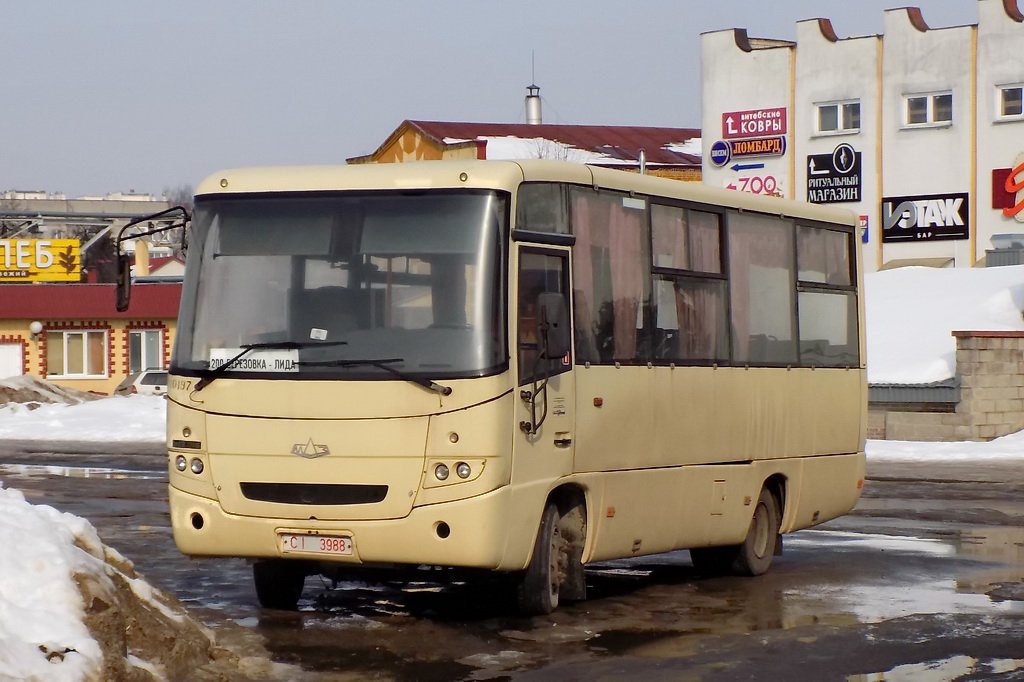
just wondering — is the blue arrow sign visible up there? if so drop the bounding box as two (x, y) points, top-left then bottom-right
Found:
(731, 162), (765, 171)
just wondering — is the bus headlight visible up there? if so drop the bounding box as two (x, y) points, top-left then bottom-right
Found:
(190, 458), (205, 475)
(175, 455), (188, 472)
(434, 463), (450, 481)
(455, 462), (471, 479)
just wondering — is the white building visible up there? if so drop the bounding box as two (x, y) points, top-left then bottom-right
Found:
(701, 0), (1024, 272)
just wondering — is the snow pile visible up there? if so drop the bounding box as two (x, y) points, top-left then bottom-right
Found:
(0, 485), (220, 681)
(0, 486), (104, 680)
(0, 390), (165, 443)
(867, 429), (1024, 461)
(864, 264), (1024, 384)
(440, 135), (702, 166)
(0, 374), (101, 409)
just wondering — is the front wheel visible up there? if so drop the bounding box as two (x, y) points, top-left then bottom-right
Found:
(253, 559), (307, 610)
(516, 503), (565, 615)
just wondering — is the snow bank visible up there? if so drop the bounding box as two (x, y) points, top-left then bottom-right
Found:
(864, 264), (1024, 384)
(0, 393), (166, 443)
(0, 486), (105, 680)
(0, 374), (100, 407)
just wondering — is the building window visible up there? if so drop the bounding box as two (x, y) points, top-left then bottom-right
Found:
(46, 330), (107, 378)
(904, 92), (953, 127)
(129, 329), (164, 373)
(816, 100), (860, 134)
(998, 84), (1023, 119)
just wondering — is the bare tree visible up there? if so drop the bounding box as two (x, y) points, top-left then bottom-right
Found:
(529, 139), (587, 164)
(164, 184), (194, 212)
(0, 195), (27, 238)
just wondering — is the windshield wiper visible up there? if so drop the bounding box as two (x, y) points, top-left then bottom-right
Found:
(194, 340), (348, 391)
(299, 357), (453, 396)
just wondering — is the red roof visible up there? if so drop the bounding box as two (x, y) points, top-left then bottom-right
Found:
(354, 120), (702, 167)
(149, 255), (185, 269)
(0, 283), (182, 319)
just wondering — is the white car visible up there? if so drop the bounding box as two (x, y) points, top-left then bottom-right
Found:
(114, 370), (168, 397)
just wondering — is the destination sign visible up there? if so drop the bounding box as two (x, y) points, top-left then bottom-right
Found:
(208, 348), (300, 372)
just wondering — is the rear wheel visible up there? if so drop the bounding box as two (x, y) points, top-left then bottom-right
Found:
(732, 488), (780, 576)
(690, 487), (780, 577)
(516, 503), (565, 615)
(253, 559), (307, 610)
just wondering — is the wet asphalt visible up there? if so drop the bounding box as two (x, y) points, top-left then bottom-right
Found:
(1, 443), (1023, 681)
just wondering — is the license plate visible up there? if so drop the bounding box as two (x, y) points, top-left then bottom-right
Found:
(280, 533), (353, 556)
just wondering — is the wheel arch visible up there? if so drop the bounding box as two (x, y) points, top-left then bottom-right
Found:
(546, 483), (589, 551)
(762, 473), (787, 519)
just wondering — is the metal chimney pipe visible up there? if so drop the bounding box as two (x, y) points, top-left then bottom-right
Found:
(526, 84), (542, 124)
(639, 148), (647, 175)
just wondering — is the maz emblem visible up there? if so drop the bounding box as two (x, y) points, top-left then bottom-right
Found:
(290, 438), (330, 459)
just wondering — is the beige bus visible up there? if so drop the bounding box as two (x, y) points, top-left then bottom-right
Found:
(157, 159), (865, 615)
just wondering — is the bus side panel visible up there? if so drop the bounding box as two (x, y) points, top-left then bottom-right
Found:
(574, 366), (864, 472)
(780, 452), (865, 534)
(579, 462), (778, 563)
(578, 454), (864, 564)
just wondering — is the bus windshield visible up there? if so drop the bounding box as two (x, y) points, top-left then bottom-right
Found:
(173, 190), (509, 381)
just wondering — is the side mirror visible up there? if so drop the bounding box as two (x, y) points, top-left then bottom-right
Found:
(537, 292), (570, 360)
(115, 252), (132, 312)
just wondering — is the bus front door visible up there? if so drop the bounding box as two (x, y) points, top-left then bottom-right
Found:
(514, 246), (575, 485)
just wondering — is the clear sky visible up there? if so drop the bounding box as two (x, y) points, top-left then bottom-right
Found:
(3, 1), (977, 199)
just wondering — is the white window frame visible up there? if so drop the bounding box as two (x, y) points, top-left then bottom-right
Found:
(902, 91), (953, 128)
(997, 83), (1024, 121)
(128, 329), (164, 373)
(45, 329), (108, 379)
(814, 99), (861, 136)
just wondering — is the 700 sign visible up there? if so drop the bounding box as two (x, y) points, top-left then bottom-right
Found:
(724, 174), (786, 198)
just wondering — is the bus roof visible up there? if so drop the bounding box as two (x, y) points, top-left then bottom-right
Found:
(197, 160), (856, 227)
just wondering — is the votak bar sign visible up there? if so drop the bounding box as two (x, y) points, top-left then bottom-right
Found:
(881, 193), (969, 243)
(0, 239), (81, 281)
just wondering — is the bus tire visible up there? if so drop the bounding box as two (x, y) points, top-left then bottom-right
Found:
(731, 488), (780, 576)
(516, 503), (564, 615)
(253, 559), (306, 610)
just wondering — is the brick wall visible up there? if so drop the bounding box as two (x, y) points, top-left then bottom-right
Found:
(880, 331), (1024, 441)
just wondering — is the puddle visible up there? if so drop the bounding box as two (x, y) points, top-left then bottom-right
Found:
(956, 526), (1024, 564)
(780, 531), (1023, 625)
(849, 655), (1024, 681)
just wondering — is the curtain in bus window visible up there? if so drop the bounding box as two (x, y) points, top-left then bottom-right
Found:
(571, 192), (598, 363)
(651, 205), (689, 269)
(797, 225), (850, 285)
(676, 279), (727, 361)
(652, 276), (728, 362)
(571, 190), (646, 364)
(728, 213), (797, 364)
(689, 210), (722, 273)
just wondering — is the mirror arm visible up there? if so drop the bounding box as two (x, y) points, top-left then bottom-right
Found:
(520, 331), (552, 435)
(113, 206), (190, 312)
